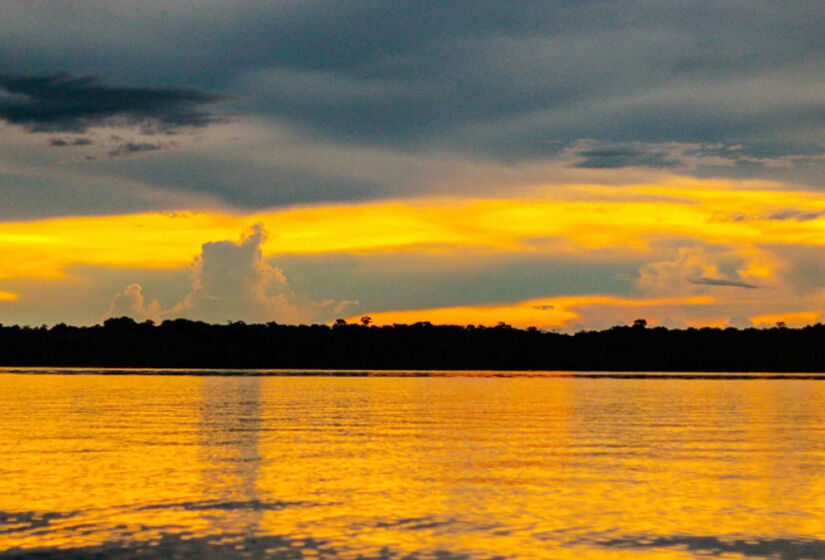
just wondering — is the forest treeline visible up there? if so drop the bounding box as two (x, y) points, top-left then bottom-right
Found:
(1, 316), (825, 371)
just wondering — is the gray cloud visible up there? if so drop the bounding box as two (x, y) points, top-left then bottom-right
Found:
(49, 137), (93, 147)
(691, 277), (758, 289)
(766, 209), (825, 222)
(107, 141), (167, 159)
(2, 1), (825, 215)
(88, 151), (387, 207)
(726, 209), (825, 223)
(574, 147), (681, 169)
(218, 2), (825, 163)
(0, 73), (223, 133)
(4, 3), (825, 158)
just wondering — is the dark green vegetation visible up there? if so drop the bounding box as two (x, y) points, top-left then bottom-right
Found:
(1, 317), (824, 371)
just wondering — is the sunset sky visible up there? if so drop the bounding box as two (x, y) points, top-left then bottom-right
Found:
(2, 1), (825, 330)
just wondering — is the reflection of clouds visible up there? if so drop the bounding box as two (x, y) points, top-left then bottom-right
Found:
(0, 531), (478, 559)
(135, 499), (309, 513)
(0, 510), (78, 535)
(599, 534), (825, 560)
(5, 375), (825, 559)
(198, 377), (263, 536)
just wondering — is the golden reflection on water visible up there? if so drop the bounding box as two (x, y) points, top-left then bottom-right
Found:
(2, 374), (825, 559)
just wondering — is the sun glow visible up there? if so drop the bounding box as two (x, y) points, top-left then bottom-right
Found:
(0, 291), (17, 302)
(347, 295), (716, 328)
(750, 311), (821, 327)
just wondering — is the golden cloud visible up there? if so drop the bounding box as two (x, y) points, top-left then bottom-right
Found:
(1, 178), (825, 283)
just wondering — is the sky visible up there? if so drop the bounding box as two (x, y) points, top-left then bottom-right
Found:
(2, 1), (825, 330)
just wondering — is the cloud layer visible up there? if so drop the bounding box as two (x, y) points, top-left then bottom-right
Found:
(3, 3), (825, 159)
(2, 3), (825, 217)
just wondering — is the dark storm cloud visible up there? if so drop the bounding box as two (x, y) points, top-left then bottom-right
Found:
(574, 147), (681, 169)
(0, 73), (222, 133)
(203, 1), (825, 159)
(691, 278), (757, 289)
(2, 1), (825, 172)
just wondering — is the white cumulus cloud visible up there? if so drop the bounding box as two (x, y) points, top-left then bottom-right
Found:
(106, 224), (349, 324)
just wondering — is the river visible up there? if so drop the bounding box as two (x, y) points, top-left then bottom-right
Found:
(2, 370), (824, 559)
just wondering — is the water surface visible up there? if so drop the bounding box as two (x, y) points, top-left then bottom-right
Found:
(2, 371), (825, 559)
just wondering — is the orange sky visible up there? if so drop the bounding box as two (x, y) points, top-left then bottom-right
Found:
(2, 177), (825, 328)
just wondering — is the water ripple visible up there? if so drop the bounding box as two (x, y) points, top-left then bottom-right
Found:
(599, 534), (825, 559)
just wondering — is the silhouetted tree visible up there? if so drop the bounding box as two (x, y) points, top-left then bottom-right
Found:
(1, 318), (825, 371)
